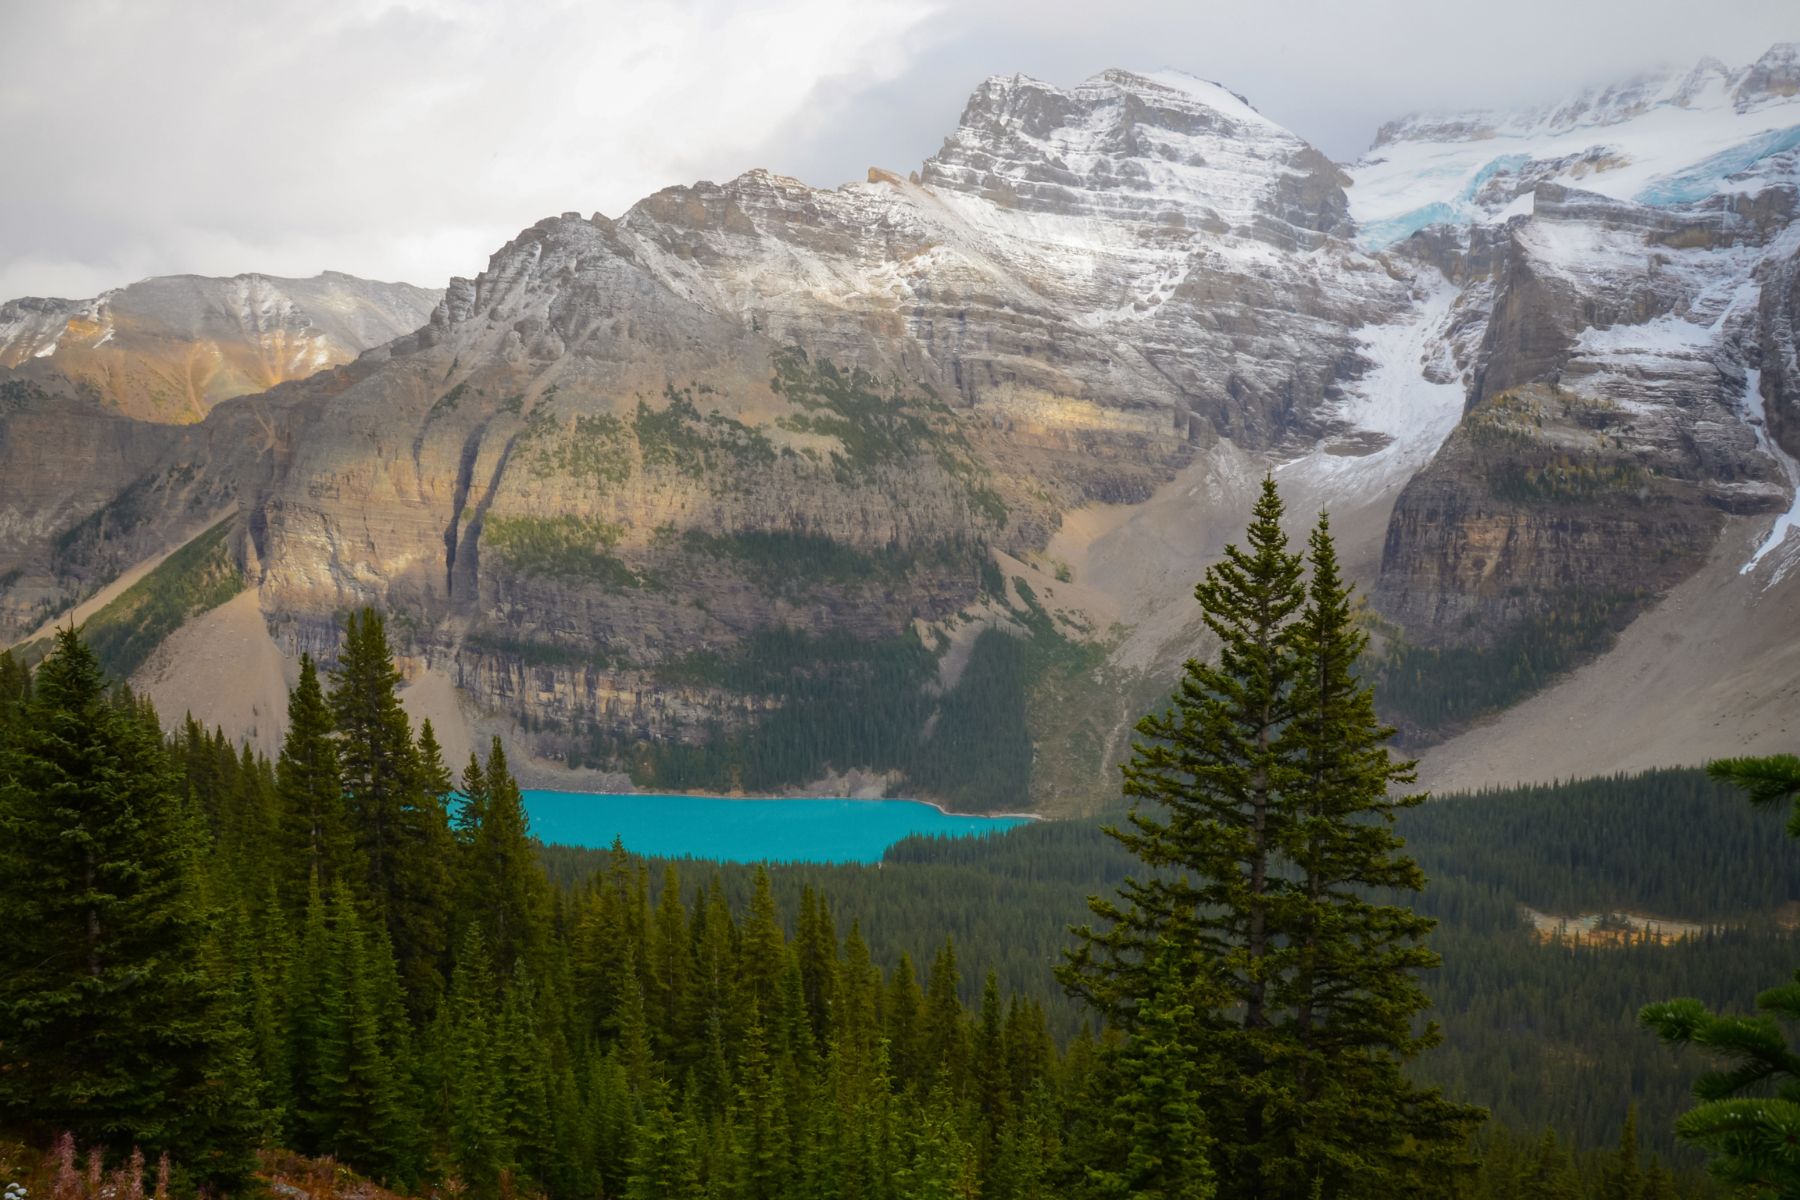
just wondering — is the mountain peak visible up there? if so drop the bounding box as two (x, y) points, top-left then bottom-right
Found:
(919, 65), (1339, 237)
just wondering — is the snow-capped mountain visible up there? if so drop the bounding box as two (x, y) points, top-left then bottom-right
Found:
(4, 48), (1799, 798)
(1349, 43), (1800, 249)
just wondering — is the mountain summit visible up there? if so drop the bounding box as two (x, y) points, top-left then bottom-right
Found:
(2, 49), (1798, 802)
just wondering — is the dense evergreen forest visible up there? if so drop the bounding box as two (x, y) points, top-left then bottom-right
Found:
(1, 483), (1794, 1198)
(540, 769), (1800, 1158)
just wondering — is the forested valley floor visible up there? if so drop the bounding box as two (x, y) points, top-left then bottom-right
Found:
(2, 578), (1796, 1198)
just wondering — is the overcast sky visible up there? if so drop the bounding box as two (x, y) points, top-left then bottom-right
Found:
(1, 0), (1793, 299)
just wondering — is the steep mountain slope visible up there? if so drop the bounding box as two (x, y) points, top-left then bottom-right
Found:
(4, 50), (1799, 808)
(0, 272), (441, 422)
(1354, 45), (1800, 738)
(0, 68), (1448, 808)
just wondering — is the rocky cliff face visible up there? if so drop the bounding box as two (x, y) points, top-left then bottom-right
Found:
(4, 49), (1800, 796)
(1362, 47), (1800, 734)
(0, 272), (441, 423)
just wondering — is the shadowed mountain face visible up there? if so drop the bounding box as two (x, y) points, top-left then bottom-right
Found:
(3, 49), (1799, 806)
(0, 272), (441, 423)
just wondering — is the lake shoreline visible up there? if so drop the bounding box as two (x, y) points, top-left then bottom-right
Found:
(520, 785), (1047, 824)
(518, 789), (1038, 864)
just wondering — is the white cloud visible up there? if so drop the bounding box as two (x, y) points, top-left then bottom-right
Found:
(0, 0), (1793, 298)
(0, 0), (938, 295)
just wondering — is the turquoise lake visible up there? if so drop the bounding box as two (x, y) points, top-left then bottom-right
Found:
(521, 790), (1030, 864)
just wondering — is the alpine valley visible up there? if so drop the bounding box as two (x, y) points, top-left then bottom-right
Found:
(6, 44), (1800, 813)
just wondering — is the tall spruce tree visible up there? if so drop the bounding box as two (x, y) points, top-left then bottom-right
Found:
(305, 880), (419, 1185)
(276, 653), (352, 913)
(1267, 514), (1479, 1193)
(0, 628), (256, 1185)
(1062, 480), (1475, 1199)
(331, 608), (453, 1009)
(456, 737), (551, 976)
(1060, 476), (1303, 1190)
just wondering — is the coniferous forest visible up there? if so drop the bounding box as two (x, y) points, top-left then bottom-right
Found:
(2, 481), (1797, 1199)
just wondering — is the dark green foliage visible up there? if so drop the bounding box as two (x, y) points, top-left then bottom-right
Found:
(54, 517), (243, 681)
(1397, 768), (1800, 919)
(454, 739), (551, 975)
(1375, 590), (1634, 737)
(618, 604), (1062, 809)
(910, 628), (1033, 812)
(1641, 753), (1800, 1198)
(0, 609), (1769, 1199)
(52, 470), (168, 557)
(0, 630), (256, 1187)
(979, 554), (1007, 598)
(1707, 753), (1800, 833)
(630, 627), (938, 792)
(771, 350), (937, 473)
(1073, 945), (1216, 1200)
(620, 618), (1037, 809)
(427, 382), (470, 421)
(537, 764), (1797, 1161)
(298, 882), (419, 1183)
(1062, 481), (1477, 1197)
(1489, 455), (1649, 504)
(331, 609), (454, 1011)
(1273, 516), (1482, 1194)
(275, 654), (352, 912)
(0, 649), (28, 724)
(678, 527), (970, 593)
(480, 514), (643, 587)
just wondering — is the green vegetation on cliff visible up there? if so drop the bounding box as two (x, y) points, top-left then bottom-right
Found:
(481, 513), (643, 588)
(1373, 590), (1635, 736)
(677, 527), (975, 593)
(584, 573), (1101, 810)
(20, 516), (244, 680)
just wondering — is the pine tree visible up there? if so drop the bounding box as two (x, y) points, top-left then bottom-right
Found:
(740, 865), (788, 1014)
(1062, 480), (1476, 1199)
(648, 864), (693, 1056)
(276, 654), (352, 914)
(1522, 1129), (1581, 1200)
(416, 718), (454, 804)
(439, 928), (508, 1197)
(1078, 944), (1215, 1200)
(886, 951), (926, 1090)
(1267, 513), (1480, 1193)
(0, 648), (28, 726)
(734, 1008), (792, 1200)
(923, 938), (968, 1087)
(974, 970), (1011, 1129)
(1601, 1106), (1643, 1200)
(331, 608), (454, 1009)
(289, 874), (334, 1150)
(795, 885), (840, 1050)
(496, 970), (555, 1190)
(308, 881), (418, 1184)
(627, 1080), (701, 1199)
(1061, 477), (1303, 1191)
(454, 749), (490, 845)
(457, 737), (550, 974)
(0, 628), (256, 1185)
